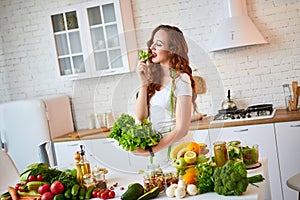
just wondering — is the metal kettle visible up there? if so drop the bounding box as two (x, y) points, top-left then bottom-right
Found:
(221, 90), (237, 110)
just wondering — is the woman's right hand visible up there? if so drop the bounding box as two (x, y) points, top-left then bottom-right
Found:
(136, 60), (149, 84)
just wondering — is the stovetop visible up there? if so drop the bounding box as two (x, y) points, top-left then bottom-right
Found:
(212, 104), (276, 122)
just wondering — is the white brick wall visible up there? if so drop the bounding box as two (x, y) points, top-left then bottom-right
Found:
(0, 0), (299, 129)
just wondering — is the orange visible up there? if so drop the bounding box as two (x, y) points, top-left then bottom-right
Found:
(187, 142), (201, 155)
(182, 172), (197, 185)
(185, 167), (199, 176)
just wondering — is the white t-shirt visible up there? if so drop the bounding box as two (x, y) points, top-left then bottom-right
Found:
(149, 73), (193, 167)
(149, 73), (192, 134)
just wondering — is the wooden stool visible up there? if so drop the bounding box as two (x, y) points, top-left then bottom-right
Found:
(287, 173), (300, 200)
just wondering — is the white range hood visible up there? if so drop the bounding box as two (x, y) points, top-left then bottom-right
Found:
(209, 0), (268, 52)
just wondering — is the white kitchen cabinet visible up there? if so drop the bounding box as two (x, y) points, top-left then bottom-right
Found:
(275, 120), (300, 200)
(54, 138), (151, 173)
(54, 140), (94, 169)
(208, 123), (282, 200)
(49, 0), (137, 79)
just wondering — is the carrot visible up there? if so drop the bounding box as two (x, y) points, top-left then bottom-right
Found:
(18, 196), (40, 200)
(8, 186), (18, 200)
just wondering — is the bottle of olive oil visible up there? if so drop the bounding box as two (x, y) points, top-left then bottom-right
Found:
(74, 151), (83, 184)
(74, 145), (91, 184)
(79, 145), (91, 175)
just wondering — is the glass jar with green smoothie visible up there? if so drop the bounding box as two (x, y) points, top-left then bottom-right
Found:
(213, 141), (228, 167)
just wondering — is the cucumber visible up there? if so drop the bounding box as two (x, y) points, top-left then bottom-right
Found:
(26, 181), (48, 190)
(78, 187), (86, 200)
(85, 187), (96, 199)
(121, 183), (145, 200)
(64, 188), (72, 199)
(54, 194), (65, 200)
(71, 196), (78, 200)
(71, 184), (80, 196)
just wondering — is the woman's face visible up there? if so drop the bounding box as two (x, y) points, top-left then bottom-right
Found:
(150, 29), (171, 66)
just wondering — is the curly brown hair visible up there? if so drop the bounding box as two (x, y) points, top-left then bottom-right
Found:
(145, 24), (197, 112)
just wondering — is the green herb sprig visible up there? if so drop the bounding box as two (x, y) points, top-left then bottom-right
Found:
(138, 50), (153, 61)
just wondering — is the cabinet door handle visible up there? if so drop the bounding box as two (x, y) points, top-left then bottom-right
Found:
(290, 124), (300, 127)
(67, 144), (79, 147)
(233, 128), (249, 132)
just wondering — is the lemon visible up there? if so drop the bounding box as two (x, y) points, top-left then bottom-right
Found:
(184, 151), (197, 164)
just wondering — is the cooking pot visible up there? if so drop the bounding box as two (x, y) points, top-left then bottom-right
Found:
(221, 89), (237, 110)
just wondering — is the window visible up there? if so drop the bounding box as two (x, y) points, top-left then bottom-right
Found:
(49, 0), (137, 79)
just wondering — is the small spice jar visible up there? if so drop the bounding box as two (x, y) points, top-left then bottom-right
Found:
(213, 141), (228, 167)
(143, 164), (165, 192)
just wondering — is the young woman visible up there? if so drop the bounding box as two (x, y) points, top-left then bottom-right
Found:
(133, 25), (197, 163)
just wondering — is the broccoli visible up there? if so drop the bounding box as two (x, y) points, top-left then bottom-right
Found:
(213, 160), (264, 196)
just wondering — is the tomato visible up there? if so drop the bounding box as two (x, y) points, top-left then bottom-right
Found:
(92, 189), (99, 198)
(38, 184), (51, 195)
(108, 190), (115, 198)
(100, 190), (109, 199)
(36, 174), (43, 181)
(50, 181), (65, 195)
(28, 175), (37, 182)
(15, 183), (21, 190)
(97, 190), (102, 198)
(18, 185), (27, 192)
(41, 192), (54, 200)
(22, 180), (28, 186)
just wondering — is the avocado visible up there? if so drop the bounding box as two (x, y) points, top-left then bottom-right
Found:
(121, 183), (145, 200)
(137, 186), (160, 200)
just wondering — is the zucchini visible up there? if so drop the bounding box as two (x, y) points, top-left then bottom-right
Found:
(85, 187), (96, 199)
(78, 187), (86, 200)
(64, 188), (72, 199)
(26, 181), (48, 190)
(71, 184), (80, 196)
(54, 194), (65, 200)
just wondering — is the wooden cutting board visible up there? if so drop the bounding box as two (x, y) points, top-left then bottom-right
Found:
(68, 127), (111, 138)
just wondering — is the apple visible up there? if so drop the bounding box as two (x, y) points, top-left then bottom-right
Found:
(174, 157), (187, 168)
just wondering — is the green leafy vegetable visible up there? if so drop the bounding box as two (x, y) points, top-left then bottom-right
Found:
(138, 50), (153, 61)
(20, 163), (79, 189)
(213, 160), (264, 196)
(195, 160), (216, 194)
(109, 113), (161, 151)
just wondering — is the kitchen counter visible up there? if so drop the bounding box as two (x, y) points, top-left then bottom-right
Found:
(101, 158), (269, 200)
(190, 108), (300, 130)
(53, 109), (300, 142)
